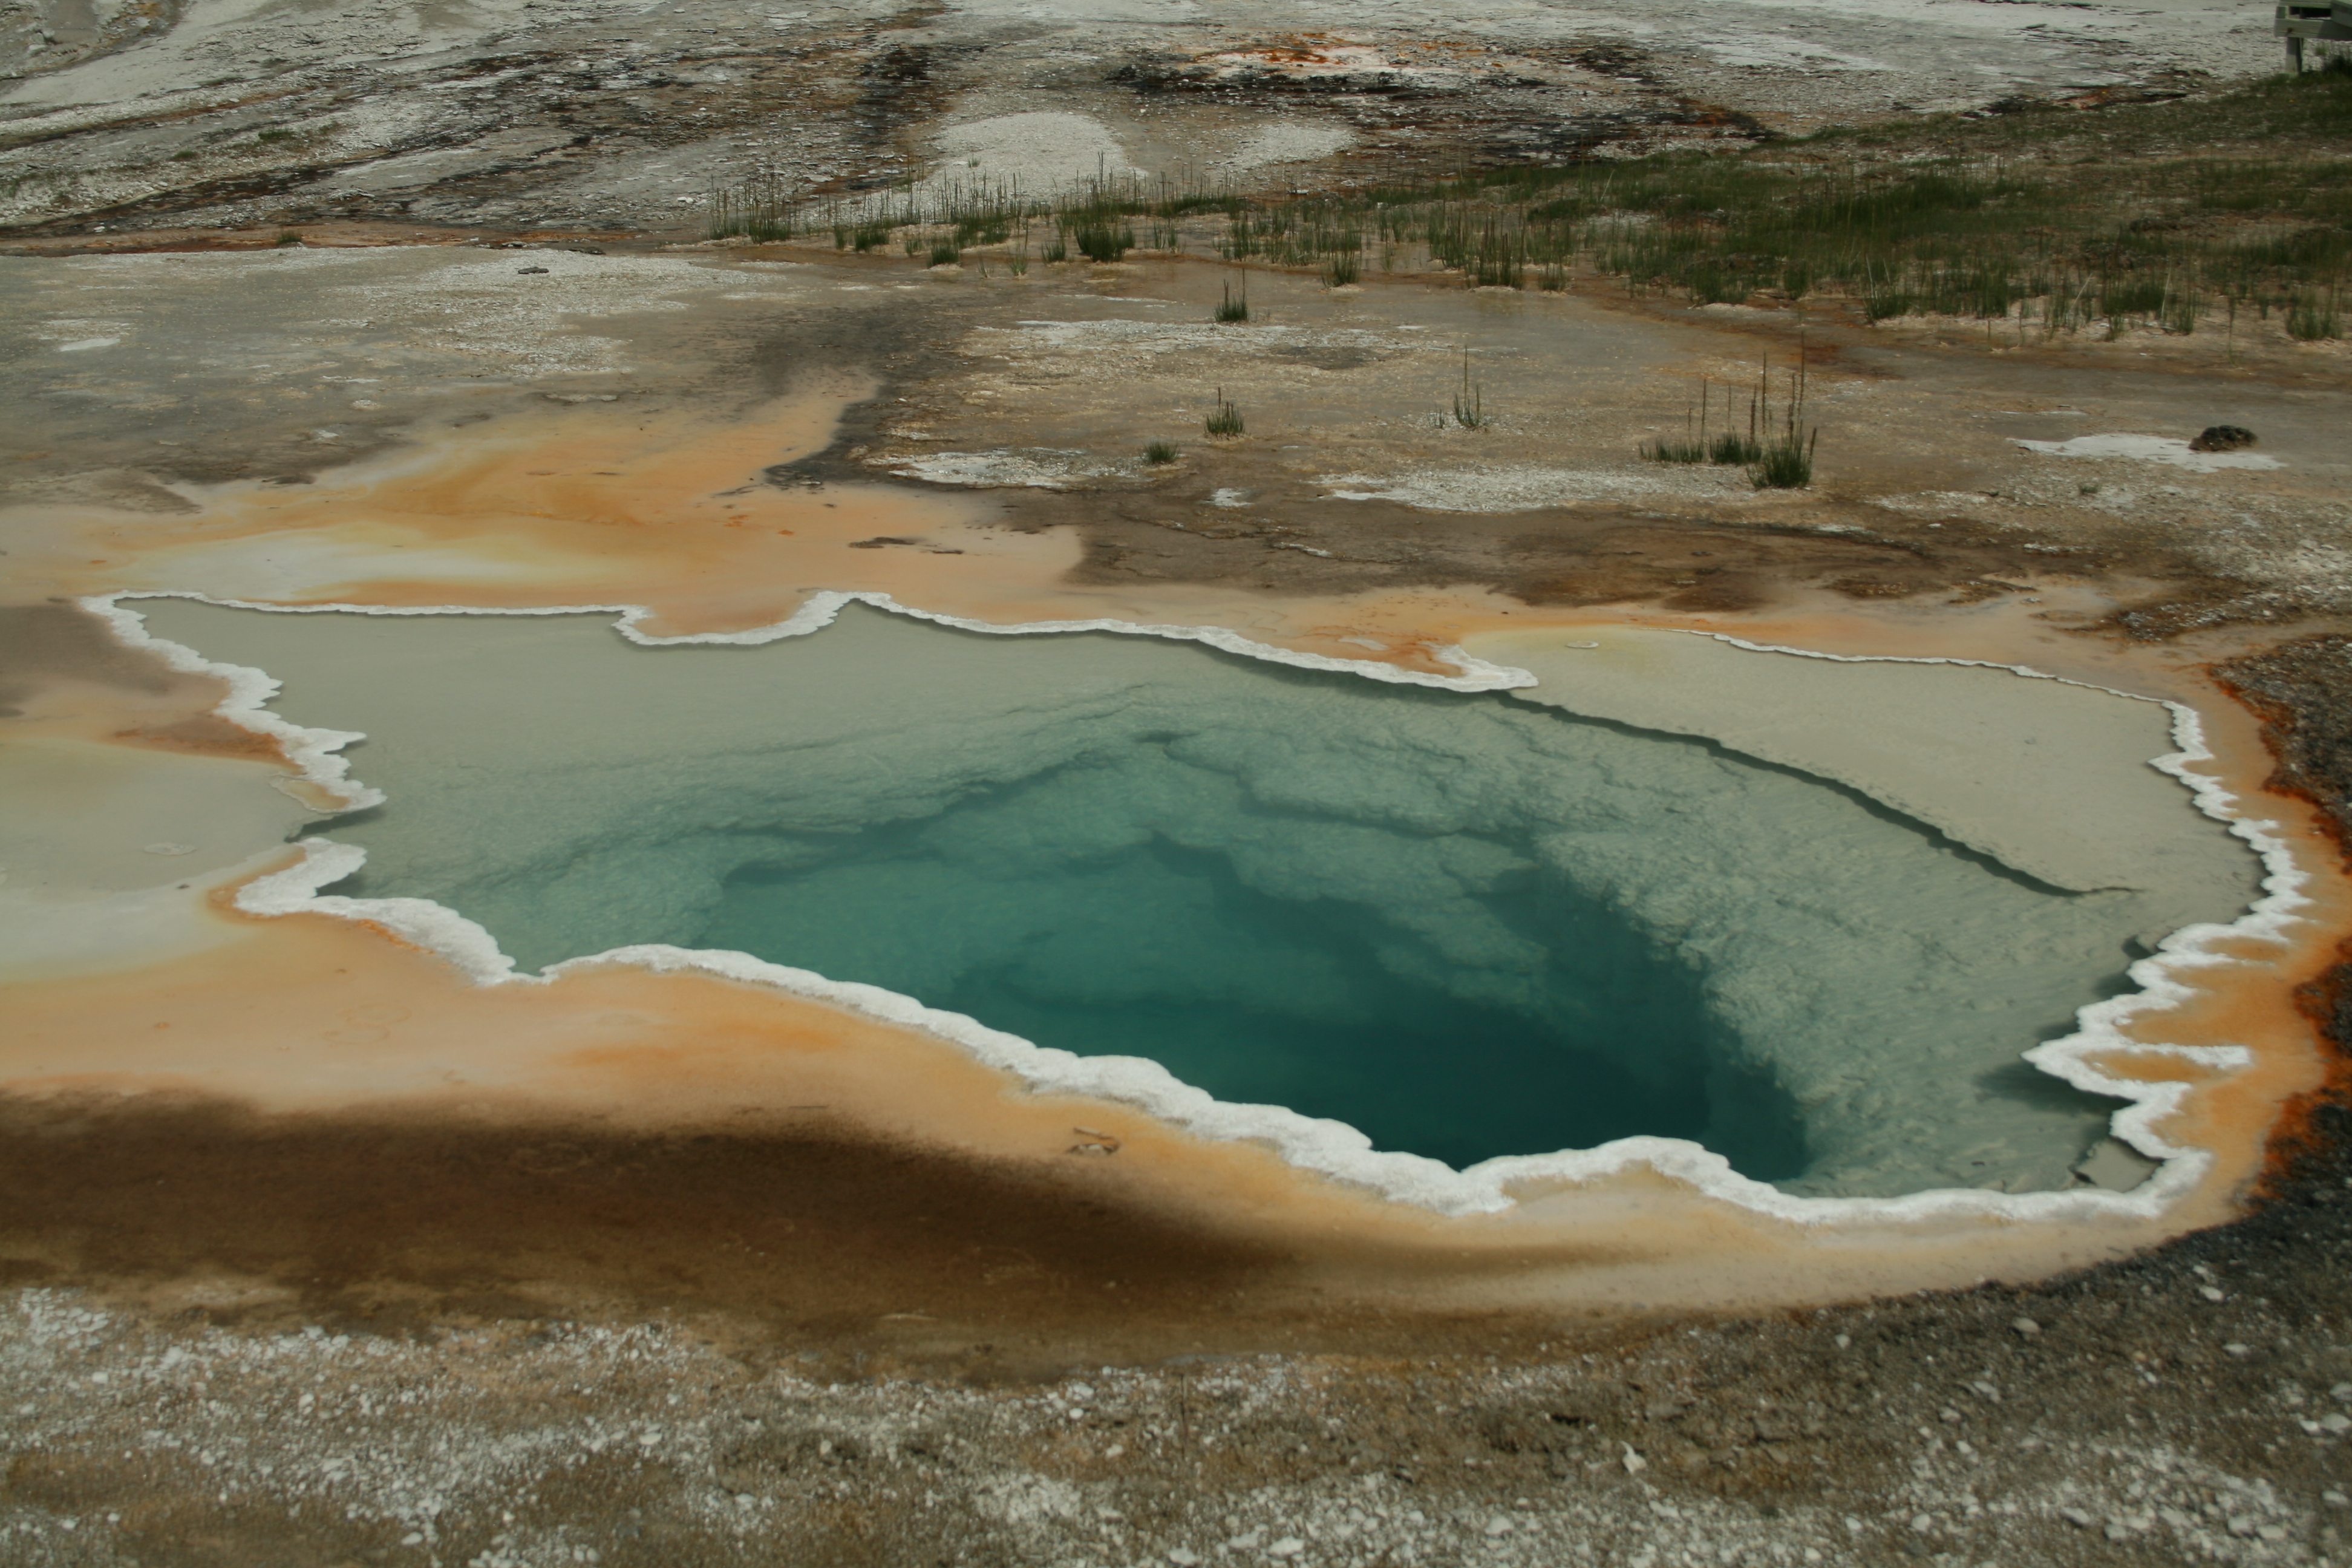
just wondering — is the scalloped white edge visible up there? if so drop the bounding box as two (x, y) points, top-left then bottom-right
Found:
(82, 589), (2312, 1226)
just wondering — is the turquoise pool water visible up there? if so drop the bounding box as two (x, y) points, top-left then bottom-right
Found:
(137, 599), (2219, 1197)
(696, 773), (1804, 1178)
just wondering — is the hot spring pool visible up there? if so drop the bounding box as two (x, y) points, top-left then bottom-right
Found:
(134, 597), (2261, 1199)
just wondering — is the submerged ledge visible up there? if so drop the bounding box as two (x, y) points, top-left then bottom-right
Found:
(80, 587), (2317, 1233)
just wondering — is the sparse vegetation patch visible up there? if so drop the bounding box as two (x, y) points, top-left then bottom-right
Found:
(709, 68), (2352, 341)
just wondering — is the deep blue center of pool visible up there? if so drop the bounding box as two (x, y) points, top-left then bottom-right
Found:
(693, 766), (1808, 1177)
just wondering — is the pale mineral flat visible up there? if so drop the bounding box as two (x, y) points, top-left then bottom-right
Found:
(1469, 624), (2256, 913)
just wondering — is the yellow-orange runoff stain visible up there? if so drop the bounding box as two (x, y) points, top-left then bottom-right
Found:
(28, 393), (1067, 636)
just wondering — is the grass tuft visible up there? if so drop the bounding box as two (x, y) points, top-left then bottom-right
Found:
(1449, 348), (1489, 429)
(2288, 289), (2342, 339)
(1069, 222), (1134, 263)
(1204, 389), (1245, 439)
(1746, 355), (1817, 489)
(1215, 281), (1250, 322)
(1647, 362), (1817, 480)
(1751, 433), (1817, 489)
(273, 229), (302, 246)
(1143, 440), (1180, 465)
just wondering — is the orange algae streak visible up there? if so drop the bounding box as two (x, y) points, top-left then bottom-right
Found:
(2137, 676), (2347, 1201)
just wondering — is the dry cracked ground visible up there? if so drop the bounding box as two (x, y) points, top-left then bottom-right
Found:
(6, 1), (2352, 1566)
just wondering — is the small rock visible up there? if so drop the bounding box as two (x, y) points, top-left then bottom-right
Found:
(1909, 1514), (1934, 1534)
(1266, 1538), (1305, 1559)
(2059, 1508), (2097, 1528)
(2200, 1285), (2227, 1303)
(1485, 1516), (1515, 1537)
(1621, 1444), (1647, 1475)
(517, 266), (550, 273)
(2322, 1490), (2348, 1507)
(2227, 1516), (2258, 1538)
(2011, 1317), (2040, 1338)
(1167, 1551), (1201, 1566)
(2188, 425), (2256, 452)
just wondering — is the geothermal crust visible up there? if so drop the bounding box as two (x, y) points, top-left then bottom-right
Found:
(3, 4), (2351, 1563)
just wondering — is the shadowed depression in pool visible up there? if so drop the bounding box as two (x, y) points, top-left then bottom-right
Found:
(137, 599), (2230, 1198)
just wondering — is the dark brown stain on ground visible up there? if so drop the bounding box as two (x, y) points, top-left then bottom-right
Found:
(0, 602), (283, 761)
(982, 478), (2195, 617)
(0, 601), (178, 714)
(0, 1094), (1287, 1353)
(0, 1093), (1606, 1375)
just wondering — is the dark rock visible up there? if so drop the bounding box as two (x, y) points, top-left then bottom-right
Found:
(2189, 425), (2256, 452)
